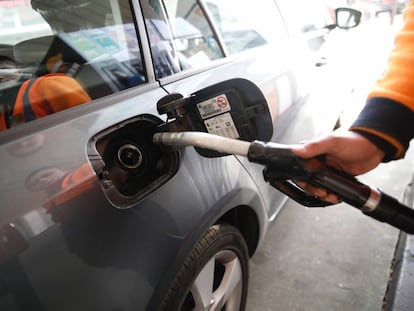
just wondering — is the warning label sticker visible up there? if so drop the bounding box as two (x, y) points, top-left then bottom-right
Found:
(197, 94), (230, 119)
(204, 112), (240, 139)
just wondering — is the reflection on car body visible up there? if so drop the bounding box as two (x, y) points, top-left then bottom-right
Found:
(0, 0), (361, 310)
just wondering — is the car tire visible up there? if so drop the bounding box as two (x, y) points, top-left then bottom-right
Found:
(160, 223), (249, 311)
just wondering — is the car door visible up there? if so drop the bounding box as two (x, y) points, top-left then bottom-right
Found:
(0, 1), (269, 310)
(0, 1), (182, 309)
(141, 0), (308, 218)
(142, 0), (352, 218)
(0, 0), (355, 310)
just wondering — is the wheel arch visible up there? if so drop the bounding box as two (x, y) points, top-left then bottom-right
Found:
(146, 187), (268, 311)
(217, 205), (260, 257)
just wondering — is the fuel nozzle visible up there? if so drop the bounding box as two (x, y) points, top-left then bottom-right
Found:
(154, 131), (414, 234)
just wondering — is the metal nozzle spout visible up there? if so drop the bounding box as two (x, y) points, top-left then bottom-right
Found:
(153, 132), (250, 157)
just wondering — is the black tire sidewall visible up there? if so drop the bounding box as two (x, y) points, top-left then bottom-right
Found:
(160, 223), (250, 311)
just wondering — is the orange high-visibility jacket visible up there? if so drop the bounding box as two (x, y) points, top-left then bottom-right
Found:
(350, 0), (414, 161)
(43, 163), (96, 218)
(1, 73), (90, 130)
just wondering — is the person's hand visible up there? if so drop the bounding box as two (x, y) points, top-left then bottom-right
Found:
(290, 130), (385, 203)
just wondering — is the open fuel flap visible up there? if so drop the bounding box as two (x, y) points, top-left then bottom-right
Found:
(88, 114), (180, 208)
(157, 78), (273, 157)
(88, 78), (273, 208)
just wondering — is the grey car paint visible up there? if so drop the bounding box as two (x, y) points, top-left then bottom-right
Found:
(0, 1), (356, 310)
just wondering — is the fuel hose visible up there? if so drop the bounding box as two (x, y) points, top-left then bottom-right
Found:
(153, 132), (414, 234)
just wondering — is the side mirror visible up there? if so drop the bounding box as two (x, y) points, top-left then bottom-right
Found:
(335, 7), (362, 29)
(157, 78), (273, 157)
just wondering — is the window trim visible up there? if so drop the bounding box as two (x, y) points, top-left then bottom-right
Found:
(157, 42), (269, 86)
(131, 0), (157, 84)
(197, 0), (228, 56)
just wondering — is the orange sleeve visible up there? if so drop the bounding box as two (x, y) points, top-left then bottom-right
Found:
(368, 1), (414, 111)
(350, 1), (414, 161)
(38, 75), (91, 113)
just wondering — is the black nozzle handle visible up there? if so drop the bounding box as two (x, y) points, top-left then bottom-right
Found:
(308, 162), (414, 234)
(361, 190), (414, 234)
(248, 140), (414, 234)
(154, 134), (414, 233)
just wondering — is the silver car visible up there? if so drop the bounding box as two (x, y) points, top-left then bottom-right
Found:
(0, 0), (360, 310)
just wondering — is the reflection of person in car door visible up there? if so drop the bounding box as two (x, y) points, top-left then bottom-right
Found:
(10, 73), (90, 125)
(0, 53), (91, 130)
(8, 53), (91, 128)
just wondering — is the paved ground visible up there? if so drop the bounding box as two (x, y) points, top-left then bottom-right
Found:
(246, 15), (412, 311)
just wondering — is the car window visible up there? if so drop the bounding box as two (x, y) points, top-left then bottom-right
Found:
(141, 0), (224, 78)
(142, 0), (286, 78)
(277, 0), (334, 36)
(0, 0), (144, 132)
(205, 0), (288, 54)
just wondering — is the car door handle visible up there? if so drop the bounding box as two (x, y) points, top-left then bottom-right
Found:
(315, 56), (328, 67)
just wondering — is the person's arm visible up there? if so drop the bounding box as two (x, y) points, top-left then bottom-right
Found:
(351, 1), (414, 161)
(290, 1), (414, 202)
(296, 0), (414, 168)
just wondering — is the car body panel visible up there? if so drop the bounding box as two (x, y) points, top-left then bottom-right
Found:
(0, 85), (267, 310)
(0, 0), (359, 309)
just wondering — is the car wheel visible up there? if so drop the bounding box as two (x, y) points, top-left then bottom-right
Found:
(161, 223), (249, 311)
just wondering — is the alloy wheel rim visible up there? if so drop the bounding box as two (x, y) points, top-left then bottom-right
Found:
(187, 249), (243, 311)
